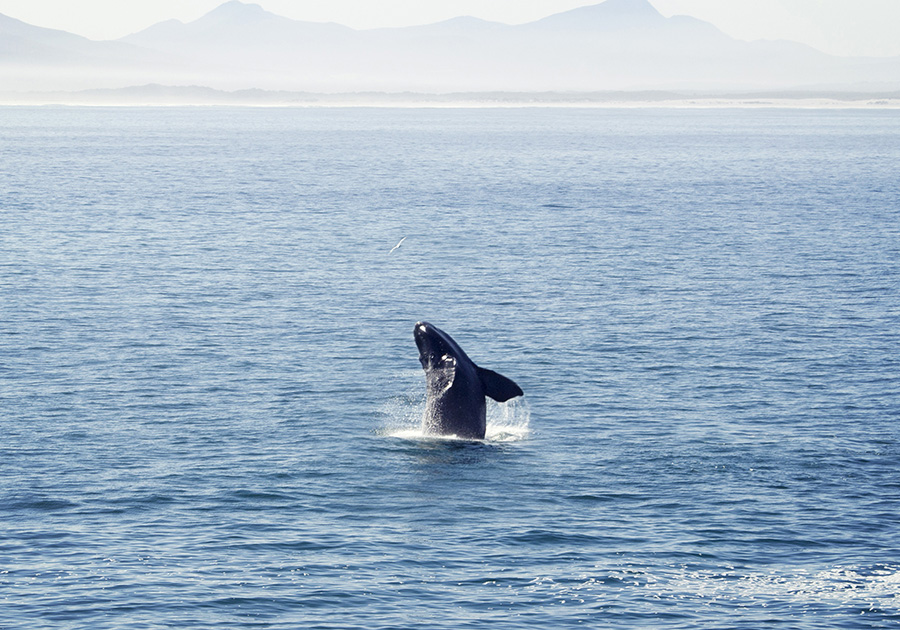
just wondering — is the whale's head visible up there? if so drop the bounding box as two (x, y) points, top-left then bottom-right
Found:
(414, 321), (467, 372)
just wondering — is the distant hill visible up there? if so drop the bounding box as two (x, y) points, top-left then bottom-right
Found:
(0, 12), (163, 91)
(0, 12), (157, 67)
(2, 0), (900, 94)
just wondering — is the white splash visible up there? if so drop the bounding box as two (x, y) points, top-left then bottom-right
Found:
(484, 396), (531, 442)
(379, 393), (530, 444)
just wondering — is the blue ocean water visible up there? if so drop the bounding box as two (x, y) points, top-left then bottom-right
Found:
(1, 106), (899, 629)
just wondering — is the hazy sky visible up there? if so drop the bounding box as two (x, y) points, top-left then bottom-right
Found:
(1, 0), (898, 57)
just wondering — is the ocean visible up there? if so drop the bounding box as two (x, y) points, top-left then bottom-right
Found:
(1, 106), (898, 629)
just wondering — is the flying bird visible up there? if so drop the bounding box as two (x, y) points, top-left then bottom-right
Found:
(389, 236), (407, 253)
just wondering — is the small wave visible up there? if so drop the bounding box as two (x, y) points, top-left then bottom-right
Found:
(2, 497), (79, 512)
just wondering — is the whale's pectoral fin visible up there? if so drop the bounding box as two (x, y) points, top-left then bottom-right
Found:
(478, 367), (524, 402)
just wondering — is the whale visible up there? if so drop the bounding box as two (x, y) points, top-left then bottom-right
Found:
(414, 321), (523, 440)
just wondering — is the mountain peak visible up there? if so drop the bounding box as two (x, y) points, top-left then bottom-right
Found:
(597, 0), (660, 15)
(212, 1), (264, 13)
(532, 0), (663, 29)
(203, 1), (271, 22)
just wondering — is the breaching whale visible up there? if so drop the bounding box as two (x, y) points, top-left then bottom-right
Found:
(414, 321), (523, 440)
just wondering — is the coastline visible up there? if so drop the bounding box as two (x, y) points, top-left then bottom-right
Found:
(3, 86), (900, 108)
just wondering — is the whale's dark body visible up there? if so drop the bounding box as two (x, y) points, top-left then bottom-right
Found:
(414, 321), (523, 440)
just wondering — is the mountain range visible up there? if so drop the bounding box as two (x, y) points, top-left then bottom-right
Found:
(2, 0), (899, 94)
